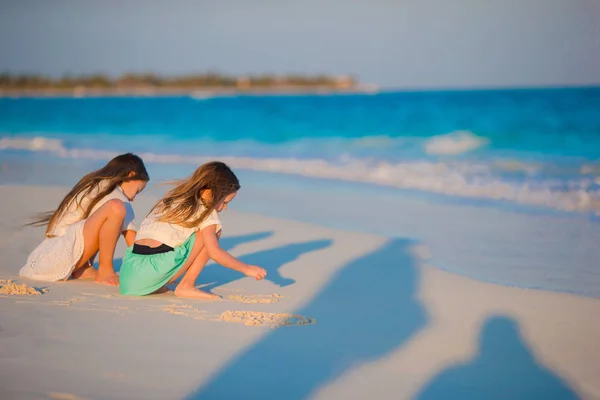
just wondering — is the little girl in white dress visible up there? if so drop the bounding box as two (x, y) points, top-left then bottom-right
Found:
(20, 153), (149, 286)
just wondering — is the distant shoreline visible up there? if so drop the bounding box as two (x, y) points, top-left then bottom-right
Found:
(0, 84), (380, 98)
(2, 84), (599, 98)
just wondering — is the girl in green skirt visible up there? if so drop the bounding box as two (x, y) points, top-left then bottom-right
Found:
(119, 161), (266, 299)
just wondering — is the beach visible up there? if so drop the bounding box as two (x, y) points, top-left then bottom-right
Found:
(2, 89), (600, 399)
(1, 184), (599, 399)
(2, 0), (599, 396)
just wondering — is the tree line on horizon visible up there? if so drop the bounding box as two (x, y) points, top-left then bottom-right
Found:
(0, 72), (357, 90)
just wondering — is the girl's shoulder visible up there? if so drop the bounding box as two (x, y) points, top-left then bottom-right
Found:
(107, 185), (131, 203)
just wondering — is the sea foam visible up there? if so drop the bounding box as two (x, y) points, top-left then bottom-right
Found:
(424, 131), (489, 155)
(1, 135), (599, 214)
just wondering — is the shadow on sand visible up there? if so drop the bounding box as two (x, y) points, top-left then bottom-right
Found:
(200, 238), (333, 291)
(417, 315), (579, 400)
(186, 238), (427, 399)
(219, 231), (274, 252)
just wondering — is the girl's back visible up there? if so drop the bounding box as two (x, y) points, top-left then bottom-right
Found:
(48, 180), (137, 237)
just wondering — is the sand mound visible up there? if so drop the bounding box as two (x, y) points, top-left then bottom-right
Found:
(163, 305), (315, 328)
(0, 279), (45, 296)
(219, 310), (316, 328)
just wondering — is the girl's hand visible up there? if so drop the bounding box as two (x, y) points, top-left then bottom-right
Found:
(244, 265), (267, 280)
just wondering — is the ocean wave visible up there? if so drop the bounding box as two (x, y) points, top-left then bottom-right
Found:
(424, 131), (489, 155)
(0, 136), (68, 154)
(1, 135), (599, 214)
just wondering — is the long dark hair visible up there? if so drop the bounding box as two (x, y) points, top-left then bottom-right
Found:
(151, 161), (240, 228)
(29, 153), (149, 236)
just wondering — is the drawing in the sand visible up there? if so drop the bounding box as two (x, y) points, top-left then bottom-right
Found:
(164, 304), (315, 328)
(227, 293), (283, 303)
(3, 281), (314, 328)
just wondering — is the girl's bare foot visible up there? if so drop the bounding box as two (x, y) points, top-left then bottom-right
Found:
(95, 273), (119, 286)
(71, 265), (97, 280)
(174, 287), (220, 300)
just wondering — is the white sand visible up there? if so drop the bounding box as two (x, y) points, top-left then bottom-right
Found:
(0, 185), (599, 399)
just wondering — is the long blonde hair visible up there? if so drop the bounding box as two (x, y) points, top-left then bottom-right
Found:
(151, 161), (240, 228)
(29, 153), (149, 236)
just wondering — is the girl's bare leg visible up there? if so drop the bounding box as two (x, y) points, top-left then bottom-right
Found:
(71, 252), (97, 280)
(167, 231), (220, 300)
(173, 248), (217, 299)
(71, 199), (126, 286)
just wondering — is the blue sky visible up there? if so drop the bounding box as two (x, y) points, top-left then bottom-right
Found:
(1, 0), (599, 88)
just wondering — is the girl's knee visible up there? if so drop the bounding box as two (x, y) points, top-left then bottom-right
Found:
(105, 199), (126, 218)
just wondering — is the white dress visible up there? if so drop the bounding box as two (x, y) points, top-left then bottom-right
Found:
(19, 183), (137, 281)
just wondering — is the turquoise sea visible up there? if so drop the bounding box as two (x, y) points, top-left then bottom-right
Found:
(1, 88), (599, 296)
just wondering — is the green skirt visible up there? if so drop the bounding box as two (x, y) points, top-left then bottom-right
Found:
(119, 233), (196, 296)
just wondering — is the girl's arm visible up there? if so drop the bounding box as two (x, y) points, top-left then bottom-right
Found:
(201, 225), (266, 280)
(123, 230), (137, 247)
